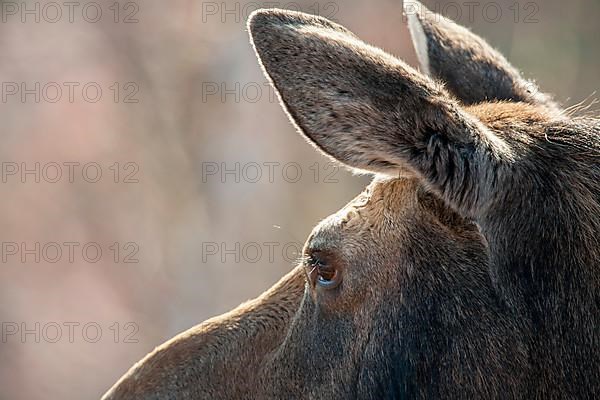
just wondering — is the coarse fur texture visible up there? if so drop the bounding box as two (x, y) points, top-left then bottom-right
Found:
(102, 2), (599, 399)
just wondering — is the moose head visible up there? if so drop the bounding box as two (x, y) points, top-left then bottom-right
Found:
(103, 2), (599, 398)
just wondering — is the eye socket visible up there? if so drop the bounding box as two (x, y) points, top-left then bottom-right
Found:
(306, 252), (342, 290)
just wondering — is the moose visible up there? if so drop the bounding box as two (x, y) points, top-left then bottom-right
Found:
(103, 2), (599, 398)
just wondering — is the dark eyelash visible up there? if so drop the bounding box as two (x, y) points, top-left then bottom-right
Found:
(307, 256), (325, 268)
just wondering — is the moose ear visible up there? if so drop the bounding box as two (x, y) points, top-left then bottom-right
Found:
(248, 9), (431, 175)
(404, 0), (555, 108)
(248, 9), (511, 216)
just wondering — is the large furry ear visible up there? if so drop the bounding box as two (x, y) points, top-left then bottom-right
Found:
(404, 0), (556, 108)
(248, 9), (511, 216)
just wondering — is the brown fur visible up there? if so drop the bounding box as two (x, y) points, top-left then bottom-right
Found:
(404, 0), (557, 109)
(103, 267), (306, 399)
(103, 2), (599, 399)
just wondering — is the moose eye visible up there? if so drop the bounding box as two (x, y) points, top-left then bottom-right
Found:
(306, 252), (342, 290)
(317, 264), (337, 283)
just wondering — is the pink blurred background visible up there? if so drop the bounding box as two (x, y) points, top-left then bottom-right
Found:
(0, 0), (598, 398)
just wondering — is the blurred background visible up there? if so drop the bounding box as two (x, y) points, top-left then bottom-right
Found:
(0, 0), (597, 398)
